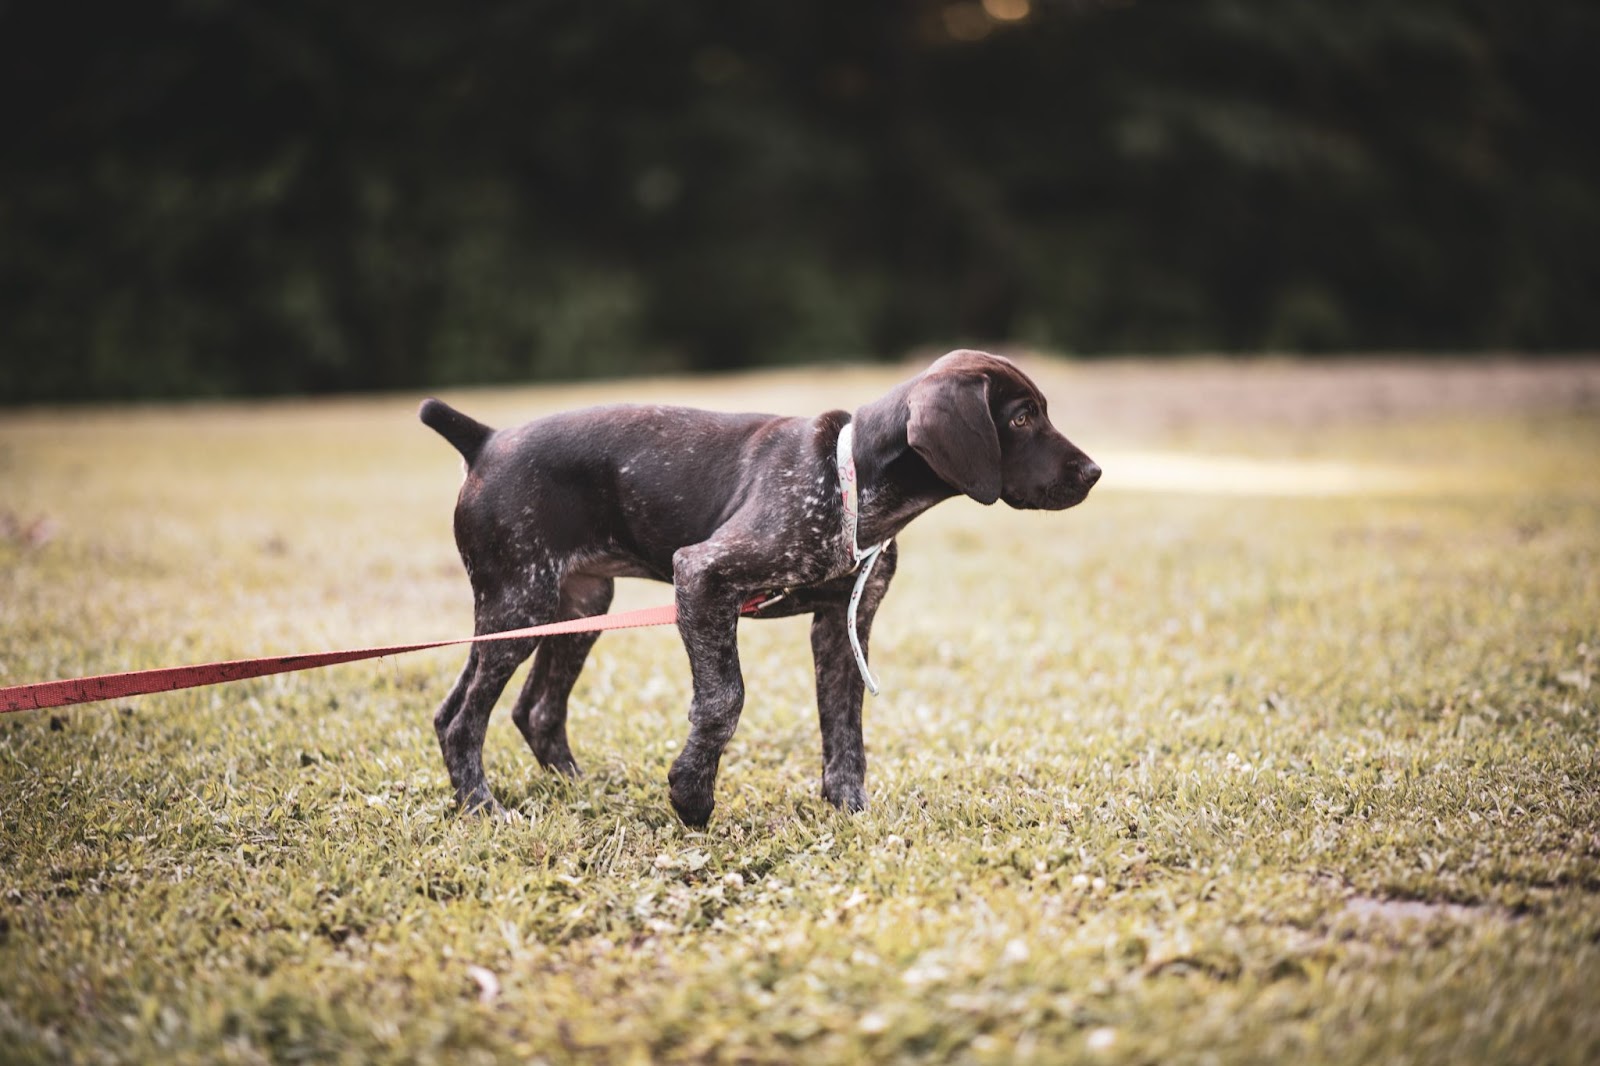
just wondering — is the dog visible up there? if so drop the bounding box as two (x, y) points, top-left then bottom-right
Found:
(419, 350), (1100, 826)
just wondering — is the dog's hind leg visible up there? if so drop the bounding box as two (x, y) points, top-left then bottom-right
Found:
(437, 568), (559, 817)
(510, 574), (614, 776)
(433, 646), (478, 742)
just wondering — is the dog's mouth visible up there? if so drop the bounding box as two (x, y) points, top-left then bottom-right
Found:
(1004, 462), (1102, 511)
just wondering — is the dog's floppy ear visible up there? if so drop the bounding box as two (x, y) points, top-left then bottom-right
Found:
(906, 368), (1002, 505)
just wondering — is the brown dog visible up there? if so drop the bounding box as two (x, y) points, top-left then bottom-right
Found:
(420, 350), (1099, 824)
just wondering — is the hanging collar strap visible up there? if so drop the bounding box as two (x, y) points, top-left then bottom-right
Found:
(837, 421), (889, 695)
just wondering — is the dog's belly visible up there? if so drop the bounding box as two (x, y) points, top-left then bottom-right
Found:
(568, 546), (672, 583)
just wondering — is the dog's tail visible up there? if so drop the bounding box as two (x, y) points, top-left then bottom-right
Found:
(419, 398), (494, 466)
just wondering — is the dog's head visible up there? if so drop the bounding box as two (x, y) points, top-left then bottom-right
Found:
(906, 350), (1100, 510)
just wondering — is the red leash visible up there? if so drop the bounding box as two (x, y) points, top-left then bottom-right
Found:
(0, 603), (688, 714)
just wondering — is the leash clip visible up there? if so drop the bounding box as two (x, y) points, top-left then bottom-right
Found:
(741, 588), (790, 614)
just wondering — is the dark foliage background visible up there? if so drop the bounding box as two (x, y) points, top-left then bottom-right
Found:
(2, 0), (1597, 401)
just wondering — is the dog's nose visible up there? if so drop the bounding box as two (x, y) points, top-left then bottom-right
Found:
(1081, 462), (1102, 487)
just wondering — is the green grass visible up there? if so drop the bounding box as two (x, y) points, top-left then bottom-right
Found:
(2, 361), (1598, 1064)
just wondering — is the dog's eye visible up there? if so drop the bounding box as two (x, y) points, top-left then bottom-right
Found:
(1010, 409), (1031, 428)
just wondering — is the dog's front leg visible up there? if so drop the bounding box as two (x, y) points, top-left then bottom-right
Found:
(668, 545), (749, 827)
(810, 541), (897, 813)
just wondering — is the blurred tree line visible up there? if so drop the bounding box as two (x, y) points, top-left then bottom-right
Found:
(2, 0), (1597, 402)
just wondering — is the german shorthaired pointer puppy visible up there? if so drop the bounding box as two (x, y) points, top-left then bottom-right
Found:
(419, 350), (1100, 826)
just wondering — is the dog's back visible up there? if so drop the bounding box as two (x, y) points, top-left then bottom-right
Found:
(425, 400), (814, 579)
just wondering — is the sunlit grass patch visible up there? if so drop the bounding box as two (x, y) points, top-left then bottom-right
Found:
(1099, 450), (1449, 496)
(2, 361), (1598, 1064)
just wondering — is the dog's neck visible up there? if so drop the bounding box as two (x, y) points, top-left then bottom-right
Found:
(848, 383), (961, 547)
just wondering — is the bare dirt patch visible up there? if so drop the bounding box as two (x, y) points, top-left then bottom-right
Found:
(1339, 895), (1512, 929)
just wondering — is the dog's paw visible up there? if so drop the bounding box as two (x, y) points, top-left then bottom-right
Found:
(668, 756), (719, 828)
(667, 775), (715, 828)
(669, 789), (715, 829)
(541, 755), (583, 779)
(483, 803), (525, 826)
(459, 787), (515, 822)
(822, 779), (869, 814)
(529, 732), (583, 777)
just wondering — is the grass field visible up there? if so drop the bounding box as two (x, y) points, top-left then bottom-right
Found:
(2, 357), (1598, 1065)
